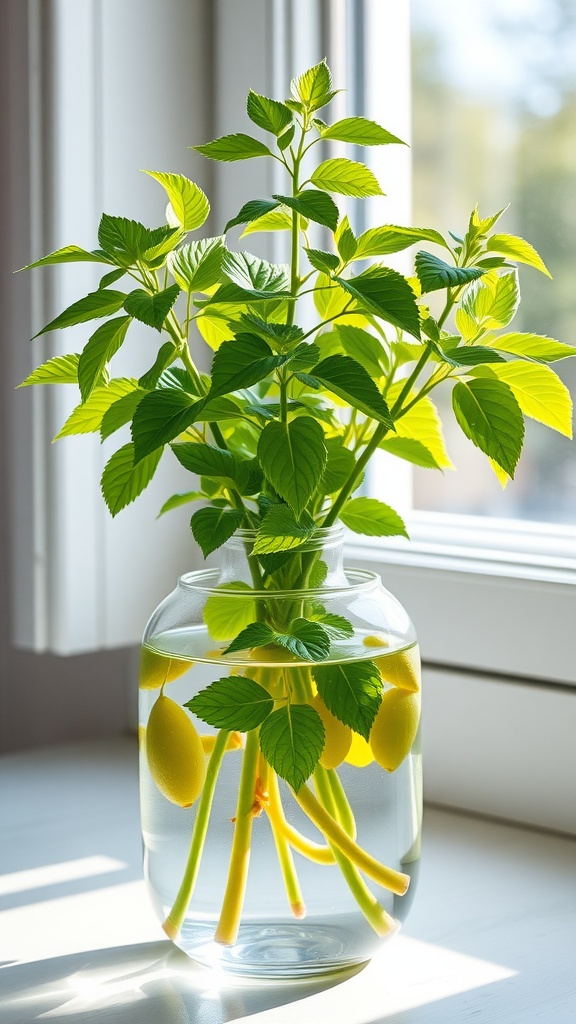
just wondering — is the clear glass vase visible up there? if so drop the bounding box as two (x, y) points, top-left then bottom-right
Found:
(139, 525), (422, 979)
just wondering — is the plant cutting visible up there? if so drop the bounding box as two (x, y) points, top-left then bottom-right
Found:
(21, 59), (574, 977)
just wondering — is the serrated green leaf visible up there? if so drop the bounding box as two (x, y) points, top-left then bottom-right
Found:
(291, 60), (332, 110)
(253, 506), (316, 554)
(238, 315), (304, 347)
(78, 316), (132, 401)
(336, 222), (357, 263)
(486, 234), (551, 277)
(274, 620), (331, 661)
(190, 506), (244, 557)
(311, 158), (383, 198)
(355, 225), (450, 259)
(415, 251), (485, 294)
(313, 274), (356, 321)
(340, 497), (407, 538)
(463, 270), (519, 329)
(388, 389), (454, 470)
(101, 442), (162, 516)
(223, 621), (276, 655)
(193, 133), (272, 161)
(137, 343), (177, 390)
(20, 245), (113, 270)
(277, 124), (295, 151)
(309, 612), (354, 639)
(471, 362), (573, 438)
(246, 90), (292, 135)
(55, 378), (136, 438)
(439, 343), (506, 367)
(168, 237), (225, 293)
(305, 248), (340, 274)
(100, 388), (147, 440)
(321, 438), (357, 493)
(484, 332), (576, 363)
(313, 661), (383, 740)
(210, 334), (286, 395)
(379, 436), (442, 469)
(97, 215), (165, 266)
(124, 285), (180, 331)
(321, 117), (405, 146)
(312, 354), (393, 426)
(240, 209), (293, 236)
(131, 388), (199, 461)
(452, 378), (525, 477)
(273, 191), (339, 232)
(258, 417), (327, 516)
(337, 266), (421, 339)
(33, 290), (127, 339)
(225, 199), (280, 233)
(98, 267), (126, 289)
(455, 307), (481, 341)
(260, 704), (325, 791)
(331, 325), (386, 378)
(221, 250), (290, 296)
(202, 581), (257, 640)
(171, 442), (260, 494)
(19, 353), (80, 387)
(187, 675), (273, 731)
(143, 170), (209, 231)
(157, 491), (204, 517)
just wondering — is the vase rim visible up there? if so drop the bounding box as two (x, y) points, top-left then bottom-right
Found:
(177, 566), (381, 599)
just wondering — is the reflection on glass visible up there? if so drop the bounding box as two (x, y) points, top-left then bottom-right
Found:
(411, 0), (576, 523)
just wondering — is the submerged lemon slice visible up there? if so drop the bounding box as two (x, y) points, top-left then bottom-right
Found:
(311, 694), (352, 769)
(145, 695), (206, 807)
(370, 688), (420, 773)
(375, 645), (421, 693)
(139, 648), (193, 690)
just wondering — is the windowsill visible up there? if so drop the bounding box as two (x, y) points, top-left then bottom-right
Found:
(1, 737), (574, 1023)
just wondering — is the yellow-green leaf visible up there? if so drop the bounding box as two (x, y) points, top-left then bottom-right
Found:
(388, 387), (454, 469)
(55, 378), (137, 439)
(471, 362), (573, 438)
(486, 234), (551, 278)
(144, 171), (210, 231)
(311, 158), (383, 198)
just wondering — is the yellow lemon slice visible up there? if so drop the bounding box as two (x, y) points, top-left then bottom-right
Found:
(370, 689), (420, 772)
(139, 648), (193, 690)
(375, 645), (421, 693)
(200, 731), (243, 755)
(311, 694), (352, 769)
(145, 695), (206, 807)
(344, 730), (375, 768)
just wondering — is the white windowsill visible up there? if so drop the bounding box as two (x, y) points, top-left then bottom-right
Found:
(1, 737), (574, 1023)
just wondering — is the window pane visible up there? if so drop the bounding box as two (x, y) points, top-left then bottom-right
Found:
(411, 0), (576, 524)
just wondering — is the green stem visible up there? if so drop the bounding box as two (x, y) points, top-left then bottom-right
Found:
(326, 768), (357, 839)
(163, 729), (230, 939)
(214, 729), (261, 946)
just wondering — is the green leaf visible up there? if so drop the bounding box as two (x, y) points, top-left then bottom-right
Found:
(246, 90), (293, 135)
(171, 442), (260, 494)
(238, 315), (304, 347)
(379, 436), (442, 469)
(186, 676), (273, 731)
(486, 234), (551, 277)
(19, 353), (80, 386)
(322, 438), (357, 493)
(158, 491), (204, 517)
(439, 343), (506, 367)
(463, 270), (519, 329)
(355, 225), (449, 258)
(101, 442), (162, 516)
(275, 619), (331, 661)
(190, 506), (244, 557)
(277, 124), (295, 151)
(241, 209), (293, 236)
(168, 237), (225, 293)
(336, 218), (358, 262)
(309, 612), (354, 639)
(225, 199), (280, 233)
(321, 117), (405, 146)
(258, 417), (327, 516)
(138, 343), (177, 390)
(260, 704), (325, 791)
(131, 388), (199, 461)
(55, 378), (136, 438)
(253, 506), (316, 554)
(222, 621), (276, 655)
(291, 60), (332, 110)
(97, 215), (167, 266)
(337, 266), (421, 339)
(415, 251), (485, 294)
(221, 251), (290, 296)
(32, 290), (127, 338)
(20, 245), (113, 270)
(99, 267), (126, 289)
(210, 334), (286, 395)
(124, 285), (180, 331)
(340, 496), (407, 538)
(78, 316), (132, 401)
(389, 390), (454, 469)
(202, 581), (257, 641)
(193, 133), (272, 161)
(100, 388), (147, 440)
(143, 171), (210, 231)
(485, 332), (576, 363)
(305, 248), (340, 274)
(313, 661), (383, 740)
(273, 191), (339, 232)
(452, 378), (525, 477)
(331, 325), (386, 378)
(312, 355), (393, 426)
(287, 342), (321, 371)
(471, 362), (573, 438)
(311, 158), (383, 198)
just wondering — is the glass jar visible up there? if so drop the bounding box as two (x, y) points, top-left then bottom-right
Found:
(139, 526), (422, 979)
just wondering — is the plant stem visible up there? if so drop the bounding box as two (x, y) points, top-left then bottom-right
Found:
(163, 729), (230, 939)
(313, 767), (396, 938)
(214, 728), (261, 946)
(292, 781), (410, 895)
(265, 776), (335, 864)
(326, 768), (357, 839)
(266, 770), (306, 918)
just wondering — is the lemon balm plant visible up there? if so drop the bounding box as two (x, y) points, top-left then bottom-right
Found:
(21, 60), (574, 976)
